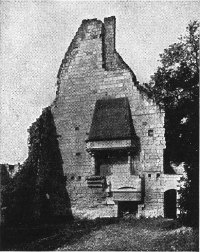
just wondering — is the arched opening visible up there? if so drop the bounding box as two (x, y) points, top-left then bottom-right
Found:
(164, 189), (177, 218)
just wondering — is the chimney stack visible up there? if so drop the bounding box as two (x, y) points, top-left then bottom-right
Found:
(103, 16), (116, 70)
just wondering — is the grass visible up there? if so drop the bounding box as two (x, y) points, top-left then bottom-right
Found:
(1, 217), (199, 251)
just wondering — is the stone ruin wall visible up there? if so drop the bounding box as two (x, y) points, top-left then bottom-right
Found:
(51, 17), (181, 219)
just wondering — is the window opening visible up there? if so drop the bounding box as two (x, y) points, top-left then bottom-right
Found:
(148, 129), (154, 137)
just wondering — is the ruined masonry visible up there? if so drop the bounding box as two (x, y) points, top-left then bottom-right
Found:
(51, 17), (182, 219)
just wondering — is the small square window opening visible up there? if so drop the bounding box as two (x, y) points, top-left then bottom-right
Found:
(148, 129), (154, 137)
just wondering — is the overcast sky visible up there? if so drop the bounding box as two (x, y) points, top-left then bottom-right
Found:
(1, 0), (200, 164)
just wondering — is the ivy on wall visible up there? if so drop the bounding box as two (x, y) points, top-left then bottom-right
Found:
(2, 107), (72, 225)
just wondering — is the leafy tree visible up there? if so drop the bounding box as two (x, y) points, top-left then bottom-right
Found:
(144, 21), (199, 226)
(3, 107), (72, 225)
(1, 164), (12, 223)
(0, 165), (11, 187)
(34, 107), (72, 223)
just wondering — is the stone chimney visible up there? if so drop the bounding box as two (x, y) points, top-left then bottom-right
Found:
(103, 16), (116, 70)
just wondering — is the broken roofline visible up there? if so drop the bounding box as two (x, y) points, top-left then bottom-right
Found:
(54, 16), (162, 111)
(56, 17), (137, 85)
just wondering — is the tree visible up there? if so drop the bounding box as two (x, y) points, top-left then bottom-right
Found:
(1, 165), (12, 223)
(3, 107), (72, 225)
(144, 21), (199, 226)
(34, 107), (72, 223)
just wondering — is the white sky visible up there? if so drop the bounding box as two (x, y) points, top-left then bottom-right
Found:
(1, 0), (200, 164)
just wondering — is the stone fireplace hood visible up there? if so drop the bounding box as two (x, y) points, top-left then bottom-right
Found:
(86, 97), (138, 151)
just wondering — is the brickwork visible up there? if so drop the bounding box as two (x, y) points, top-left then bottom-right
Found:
(51, 16), (182, 219)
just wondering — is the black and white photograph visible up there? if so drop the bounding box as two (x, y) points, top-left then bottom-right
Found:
(1, 0), (199, 250)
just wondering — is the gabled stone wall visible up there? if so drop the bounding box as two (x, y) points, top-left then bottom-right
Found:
(51, 16), (181, 219)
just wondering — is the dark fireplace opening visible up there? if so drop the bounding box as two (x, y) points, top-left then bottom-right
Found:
(118, 201), (140, 217)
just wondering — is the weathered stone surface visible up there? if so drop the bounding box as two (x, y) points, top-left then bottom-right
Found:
(51, 16), (182, 219)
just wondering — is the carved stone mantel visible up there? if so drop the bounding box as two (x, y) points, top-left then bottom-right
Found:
(86, 139), (135, 152)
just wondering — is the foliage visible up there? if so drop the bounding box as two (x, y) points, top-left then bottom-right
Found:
(178, 162), (199, 227)
(144, 21), (199, 226)
(2, 107), (72, 225)
(1, 164), (12, 221)
(0, 164), (11, 187)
